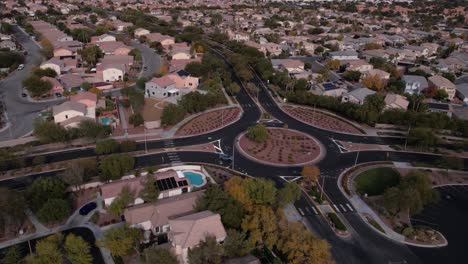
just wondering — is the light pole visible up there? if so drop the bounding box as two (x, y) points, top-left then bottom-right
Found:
(354, 144), (360, 167)
(404, 124), (411, 150)
(320, 174), (326, 201)
(144, 128), (148, 153)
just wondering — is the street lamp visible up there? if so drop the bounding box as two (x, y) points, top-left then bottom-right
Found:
(354, 144), (360, 167)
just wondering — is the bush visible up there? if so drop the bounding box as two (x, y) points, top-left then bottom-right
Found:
(129, 113), (144, 127)
(246, 124), (269, 143)
(120, 140), (137, 152)
(402, 227), (414, 237)
(327, 213), (346, 231)
(37, 198), (70, 223)
(95, 139), (120, 155)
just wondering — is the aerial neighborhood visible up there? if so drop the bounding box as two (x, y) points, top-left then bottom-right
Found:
(0, 0), (467, 264)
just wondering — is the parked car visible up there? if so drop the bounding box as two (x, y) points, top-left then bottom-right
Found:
(21, 92), (27, 98)
(55, 93), (62, 97)
(143, 66), (148, 71)
(17, 64), (24, 70)
(79, 202), (97, 216)
(219, 154), (233, 161)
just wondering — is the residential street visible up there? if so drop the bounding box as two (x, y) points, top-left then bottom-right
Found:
(0, 26), (62, 141)
(130, 39), (161, 79)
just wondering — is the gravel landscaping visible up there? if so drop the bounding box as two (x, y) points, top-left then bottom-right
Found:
(238, 128), (322, 166)
(283, 105), (364, 134)
(175, 107), (241, 136)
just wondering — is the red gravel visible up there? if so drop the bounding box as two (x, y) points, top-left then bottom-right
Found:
(238, 128), (322, 165)
(283, 105), (364, 135)
(176, 107), (241, 136)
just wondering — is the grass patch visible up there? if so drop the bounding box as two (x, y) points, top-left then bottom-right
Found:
(327, 213), (346, 231)
(368, 219), (385, 233)
(355, 167), (400, 196)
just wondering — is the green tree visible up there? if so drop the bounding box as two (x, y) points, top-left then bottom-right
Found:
(120, 140), (137, 152)
(37, 198), (71, 223)
(108, 186), (135, 217)
(2, 246), (21, 264)
(80, 45), (103, 66)
(277, 182), (301, 207)
(99, 154), (135, 181)
(241, 205), (278, 249)
(161, 104), (186, 126)
(59, 162), (86, 190)
(222, 229), (252, 258)
(187, 235), (224, 264)
(98, 225), (141, 257)
(33, 119), (69, 143)
(64, 233), (92, 264)
(343, 70), (361, 82)
(136, 77), (147, 90)
(129, 113), (144, 127)
(195, 185), (245, 229)
(246, 124), (269, 143)
(27, 233), (63, 263)
(22, 76), (52, 97)
(184, 62), (204, 77)
(78, 120), (111, 141)
(28, 177), (66, 212)
(226, 82), (241, 95)
(245, 178), (277, 206)
(140, 174), (160, 202)
(0, 188), (27, 227)
(434, 89), (448, 101)
(408, 127), (438, 149)
(143, 247), (178, 264)
(95, 139), (120, 155)
(33, 67), (57, 78)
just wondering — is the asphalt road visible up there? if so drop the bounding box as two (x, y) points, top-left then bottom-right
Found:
(2, 44), (468, 263)
(0, 26), (62, 141)
(130, 39), (161, 79)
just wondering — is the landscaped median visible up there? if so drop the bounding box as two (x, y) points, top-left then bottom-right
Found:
(338, 163), (450, 247)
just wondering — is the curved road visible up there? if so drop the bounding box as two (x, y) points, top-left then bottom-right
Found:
(2, 45), (467, 264)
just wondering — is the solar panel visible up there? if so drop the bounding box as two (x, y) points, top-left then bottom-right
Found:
(178, 180), (188, 187)
(156, 176), (184, 191)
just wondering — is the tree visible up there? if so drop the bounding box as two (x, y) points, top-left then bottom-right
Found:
(246, 82), (259, 97)
(80, 45), (103, 66)
(187, 235), (224, 264)
(136, 77), (147, 90)
(343, 70), (361, 82)
(108, 186), (135, 217)
(120, 140), (137, 152)
(143, 247), (178, 264)
(78, 120), (111, 141)
(226, 82), (241, 95)
(40, 38), (53, 58)
(364, 42), (382, 50)
(408, 127), (438, 149)
(326, 59), (340, 71)
(95, 139), (120, 155)
(89, 14), (98, 24)
(37, 198), (71, 223)
(98, 225), (141, 257)
(241, 205), (278, 249)
(434, 89), (448, 101)
(301, 164), (320, 184)
(277, 219), (333, 264)
(33, 119), (70, 143)
(33, 67), (57, 78)
(294, 78), (308, 91)
(184, 62), (204, 77)
(277, 182), (301, 207)
(161, 104), (186, 126)
(59, 162), (86, 190)
(222, 229), (252, 258)
(71, 28), (93, 43)
(140, 174), (160, 202)
(28, 177), (67, 212)
(64, 233), (93, 264)
(195, 185), (245, 229)
(129, 113), (144, 127)
(27, 233), (63, 263)
(246, 124), (269, 143)
(0, 188), (27, 226)
(245, 178), (277, 206)
(2, 246), (21, 264)
(361, 74), (385, 90)
(23, 76), (52, 97)
(99, 154), (135, 181)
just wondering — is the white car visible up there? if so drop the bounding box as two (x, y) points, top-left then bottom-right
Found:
(17, 64), (24, 70)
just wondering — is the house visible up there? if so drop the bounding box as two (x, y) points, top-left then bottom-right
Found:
(166, 70), (199, 90)
(384, 93), (409, 110)
(146, 33), (175, 46)
(169, 58), (201, 72)
(124, 190), (204, 234)
(40, 57), (63, 76)
(311, 82), (348, 97)
(341, 88), (376, 105)
(59, 73), (83, 91)
(41, 76), (64, 95)
(0, 40), (16, 50)
(361, 69), (391, 80)
(341, 59), (373, 73)
(53, 40), (82, 58)
(428, 75), (456, 100)
(97, 62), (127, 82)
(134, 28), (150, 38)
(90, 34), (116, 43)
(403, 75), (428, 95)
(169, 43), (192, 60)
(329, 50), (359, 61)
(456, 83), (468, 103)
(271, 59), (305, 74)
(168, 211), (227, 264)
(53, 101), (86, 124)
(145, 76), (177, 98)
(96, 41), (131, 55)
(100, 170), (193, 206)
(70, 91), (97, 119)
(426, 102), (453, 117)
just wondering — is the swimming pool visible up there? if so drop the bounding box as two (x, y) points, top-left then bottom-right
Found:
(183, 171), (205, 187)
(101, 116), (112, 125)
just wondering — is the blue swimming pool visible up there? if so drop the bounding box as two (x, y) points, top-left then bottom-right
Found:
(101, 116), (112, 125)
(183, 171), (205, 186)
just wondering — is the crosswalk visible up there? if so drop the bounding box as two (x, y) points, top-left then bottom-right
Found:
(163, 140), (174, 148)
(333, 203), (355, 213)
(166, 152), (182, 164)
(297, 205), (320, 216)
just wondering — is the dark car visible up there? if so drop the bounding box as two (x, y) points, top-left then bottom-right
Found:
(21, 93), (27, 98)
(143, 66), (148, 71)
(55, 93), (62, 97)
(79, 202), (97, 216)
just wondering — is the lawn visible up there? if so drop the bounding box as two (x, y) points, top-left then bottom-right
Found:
(355, 167), (400, 196)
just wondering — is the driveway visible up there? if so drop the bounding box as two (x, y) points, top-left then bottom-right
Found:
(0, 26), (63, 141)
(130, 40), (161, 79)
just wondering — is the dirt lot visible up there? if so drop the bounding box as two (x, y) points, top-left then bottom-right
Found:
(175, 107), (241, 136)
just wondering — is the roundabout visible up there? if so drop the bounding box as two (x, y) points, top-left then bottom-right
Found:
(236, 127), (325, 167)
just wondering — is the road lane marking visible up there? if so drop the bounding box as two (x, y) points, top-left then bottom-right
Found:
(333, 204), (340, 212)
(339, 204), (347, 212)
(346, 204), (354, 211)
(312, 207), (318, 214)
(298, 208), (304, 216)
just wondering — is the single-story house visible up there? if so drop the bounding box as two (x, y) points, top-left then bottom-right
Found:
(456, 83), (468, 103)
(341, 88), (376, 105)
(384, 93), (409, 110)
(329, 50), (359, 61)
(403, 75), (428, 95)
(428, 75), (456, 100)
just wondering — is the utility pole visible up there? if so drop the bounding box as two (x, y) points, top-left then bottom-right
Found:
(404, 124), (411, 150)
(354, 144), (360, 167)
(144, 128), (148, 153)
(320, 175), (326, 201)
